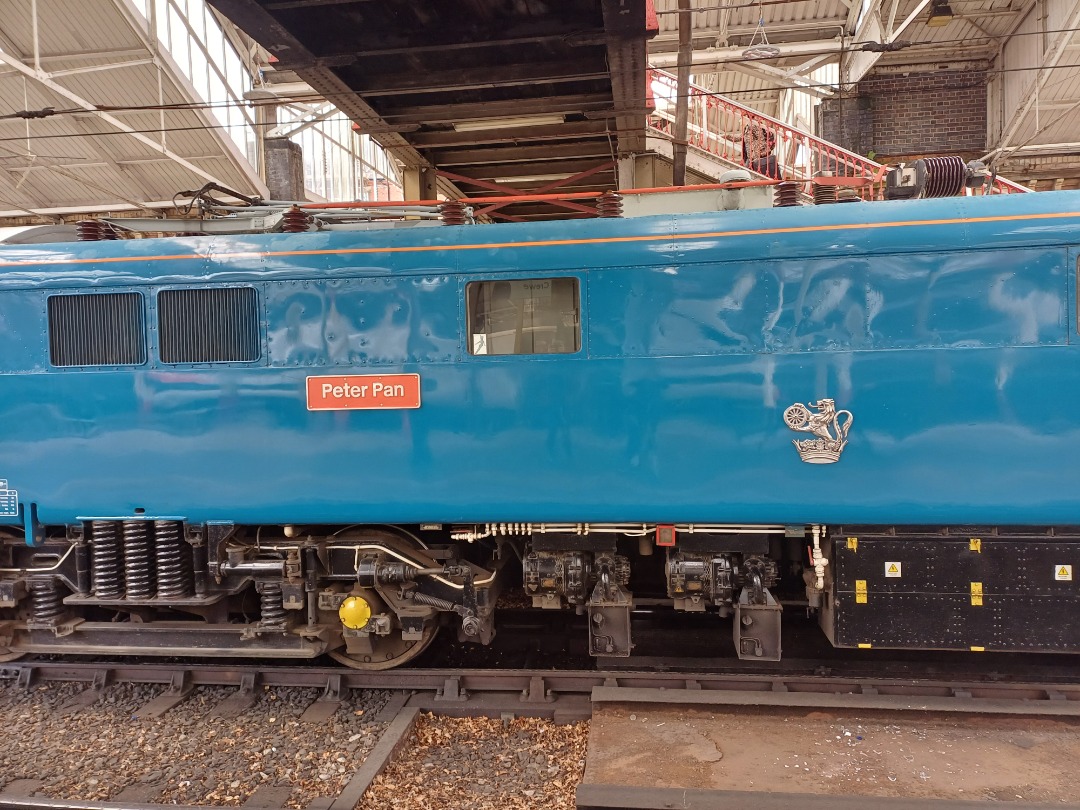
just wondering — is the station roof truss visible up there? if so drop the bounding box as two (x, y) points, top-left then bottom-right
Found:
(0, 0), (268, 222)
(650, 0), (1080, 190)
(208, 0), (655, 221)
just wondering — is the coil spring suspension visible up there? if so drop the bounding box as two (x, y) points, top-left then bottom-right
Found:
(281, 206), (310, 233)
(439, 200), (468, 225)
(30, 579), (66, 624)
(596, 191), (624, 218)
(774, 181), (800, 207)
(155, 520), (193, 599)
(259, 583), (287, 628)
(89, 520), (124, 598)
(411, 591), (457, 611)
(123, 520), (155, 600)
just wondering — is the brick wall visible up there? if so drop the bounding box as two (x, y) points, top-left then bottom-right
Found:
(818, 68), (987, 161)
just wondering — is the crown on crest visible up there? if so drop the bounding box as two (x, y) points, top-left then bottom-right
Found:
(783, 399), (853, 465)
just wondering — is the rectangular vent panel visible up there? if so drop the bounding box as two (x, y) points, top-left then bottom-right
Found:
(158, 287), (260, 363)
(48, 292), (146, 367)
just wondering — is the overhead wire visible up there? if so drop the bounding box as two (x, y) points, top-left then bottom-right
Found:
(0, 53), (1077, 149)
(1, 23), (1080, 128)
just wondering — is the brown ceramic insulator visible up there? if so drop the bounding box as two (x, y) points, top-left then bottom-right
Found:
(596, 191), (624, 218)
(76, 220), (106, 241)
(281, 206), (310, 233)
(812, 181), (838, 205)
(774, 181), (800, 207)
(922, 155), (966, 198)
(439, 200), (468, 226)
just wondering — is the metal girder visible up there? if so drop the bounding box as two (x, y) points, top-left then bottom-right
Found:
(986, 0), (1080, 157)
(650, 38), (852, 73)
(378, 94), (616, 126)
(726, 62), (836, 97)
(66, 117), (152, 203)
(0, 48), (235, 190)
(205, 0), (427, 168)
(354, 62), (610, 98)
(841, 0), (931, 86)
(0, 141), (152, 212)
(432, 141), (615, 167)
(650, 18), (851, 50)
(265, 105), (339, 139)
(409, 121), (611, 149)
(784, 54), (835, 79)
(602, 0), (652, 154)
(845, 0), (868, 35)
(466, 159), (617, 182)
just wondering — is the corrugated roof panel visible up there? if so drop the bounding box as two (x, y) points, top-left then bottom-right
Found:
(0, 0), (264, 216)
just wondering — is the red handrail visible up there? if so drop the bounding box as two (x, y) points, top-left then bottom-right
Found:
(646, 68), (1029, 197)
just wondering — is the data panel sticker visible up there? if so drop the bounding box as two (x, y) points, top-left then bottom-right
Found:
(1056, 565), (1073, 581)
(0, 480), (16, 518)
(306, 374), (421, 410)
(885, 561), (902, 578)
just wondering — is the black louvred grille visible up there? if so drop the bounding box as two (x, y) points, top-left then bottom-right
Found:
(158, 287), (260, 363)
(48, 293), (146, 366)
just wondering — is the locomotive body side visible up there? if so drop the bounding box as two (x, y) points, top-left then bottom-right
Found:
(0, 192), (1077, 527)
(0, 190), (1079, 663)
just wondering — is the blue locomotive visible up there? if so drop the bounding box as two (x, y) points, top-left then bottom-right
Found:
(1, 185), (1079, 666)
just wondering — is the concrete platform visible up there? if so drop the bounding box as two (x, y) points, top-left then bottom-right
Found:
(578, 702), (1080, 807)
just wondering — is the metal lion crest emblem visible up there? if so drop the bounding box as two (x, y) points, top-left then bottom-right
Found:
(783, 399), (853, 464)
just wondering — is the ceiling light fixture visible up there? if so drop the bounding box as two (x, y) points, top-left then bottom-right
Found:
(452, 114), (566, 132)
(926, 0), (954, 27)
(742, 0), (781, 59)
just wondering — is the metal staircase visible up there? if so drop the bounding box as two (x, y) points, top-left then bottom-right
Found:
(646, 69), (1028, 196)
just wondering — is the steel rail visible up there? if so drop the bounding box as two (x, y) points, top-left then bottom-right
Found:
(5, 660), (1080, 714)
(6, 660), (1080, 810)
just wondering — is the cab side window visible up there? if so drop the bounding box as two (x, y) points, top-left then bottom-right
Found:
(467, 278), (580, 355)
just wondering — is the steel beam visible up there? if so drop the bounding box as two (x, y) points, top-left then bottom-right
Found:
(986, 0), (1080, 157)
(378, 94), (615, 126)
(0, 49), (234, 189)
(602, 0), (651, 154)
(354, 61), (610, 97)
(431, 141), (616, 167)
(408, 121), (611, 149)
(649, 38), (853, 71)
(726, 62), (835, 97)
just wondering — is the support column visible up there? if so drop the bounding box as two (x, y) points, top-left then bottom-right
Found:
(402, 167), (438, 201)
(264, 139), (305, 201)
(618, 154), (667, 189)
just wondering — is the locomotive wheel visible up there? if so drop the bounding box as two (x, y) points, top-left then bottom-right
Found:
(329, 623), (438, 670)
(0, 648), (24, 663)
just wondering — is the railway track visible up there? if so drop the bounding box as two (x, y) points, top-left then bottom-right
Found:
(7, 658), (1080, 720)
(5, 657), (1080, 810)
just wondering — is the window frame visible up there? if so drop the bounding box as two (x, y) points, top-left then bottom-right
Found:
(465, 275), (583, 358)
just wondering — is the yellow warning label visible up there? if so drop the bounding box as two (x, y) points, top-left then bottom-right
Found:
(1056, 565), (1073, 581)
(970, 582), (983, 606)
(847, 537), (858, 551)
(969, 538), (981, 553)
(971, 646), (985, 652)
(855, 579), (867, 604)
(858, 643), (872, 649)
(885, 562), (902, 578)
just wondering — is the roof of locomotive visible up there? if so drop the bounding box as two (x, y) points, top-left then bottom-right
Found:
(0, 191), (1078, 290)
